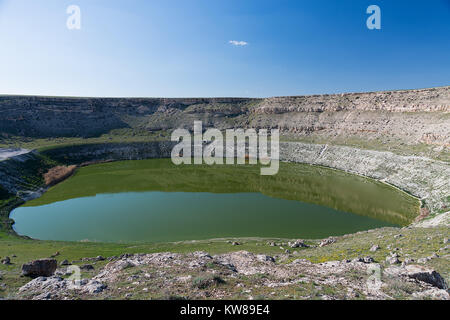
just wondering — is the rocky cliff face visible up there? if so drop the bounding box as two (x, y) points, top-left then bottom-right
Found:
(251, 87), (450, 155)
(255, 87), (450, 113)
(0, 87), (449, 155)
(0, 96), (255, 137)
(281, 142), (449, 214)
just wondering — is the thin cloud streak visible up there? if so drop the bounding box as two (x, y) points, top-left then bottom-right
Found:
(229, 40), (248, 46)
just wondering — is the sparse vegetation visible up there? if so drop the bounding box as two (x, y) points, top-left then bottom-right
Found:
(192, 274), (225, 289)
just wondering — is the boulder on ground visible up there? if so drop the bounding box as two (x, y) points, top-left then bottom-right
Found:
(404, 265), (448, 290)
(351, 257), (375, 264)
(417, 257), (430, 264)
(82, 256), (105, 262)
(289, 239), (309, 248)
(256, 255), (275, 263)
(84, 280), (107, 294)
(22, 259), (57, 278)
(386, 256), (401, 265)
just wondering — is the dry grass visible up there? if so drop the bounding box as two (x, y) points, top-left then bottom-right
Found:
(43, 165), (77, 186)
(415, 207), (431, 222)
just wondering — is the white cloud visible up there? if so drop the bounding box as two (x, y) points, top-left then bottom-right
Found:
(229, 40), (248, 47)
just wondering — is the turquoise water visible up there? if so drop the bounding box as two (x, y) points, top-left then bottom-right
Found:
(10, 159), (418, 243)
(11, 191), (397, 242)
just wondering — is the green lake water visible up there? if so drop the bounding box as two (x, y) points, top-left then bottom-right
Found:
(10, 159), (419, 243)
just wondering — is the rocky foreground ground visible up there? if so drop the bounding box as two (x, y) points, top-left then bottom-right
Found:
(4, 226), (448, 301)
(15, 251), (449, 300)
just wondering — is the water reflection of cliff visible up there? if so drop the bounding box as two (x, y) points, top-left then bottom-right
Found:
(25, 160), (419, 226)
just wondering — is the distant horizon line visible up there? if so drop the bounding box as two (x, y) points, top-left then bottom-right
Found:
(0, 85), (448, 100)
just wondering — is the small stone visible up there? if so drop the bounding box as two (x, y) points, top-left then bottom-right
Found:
(256, 255), (275, 263)
(390, 252), (400, 258)
(430, 253), (439, 259)
(363, 256), (375, 263)
(1, 257), (11, 265)
(370, 245), (380, 252)
(80, 264), (95, 271)
(60, 259), (70, 266)
(417, 257), (429, 264)
(289, 239), (309, 248)
(293, 259), (310, 264)
(386, 256), (401, 265)
(394, 234), (403, 239)
(232, 242), (240, 246)
(36, 292), (52, 300)
(319, 237), (335, 247)
(84, 280), (106, 294)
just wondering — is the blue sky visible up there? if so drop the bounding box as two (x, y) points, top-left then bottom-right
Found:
(0, 0), (449, 97)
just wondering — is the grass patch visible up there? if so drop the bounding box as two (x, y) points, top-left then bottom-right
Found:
(192, 274), (226, 289)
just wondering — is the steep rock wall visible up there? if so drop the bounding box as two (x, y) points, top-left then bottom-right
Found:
(0, 87), (449, 153)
